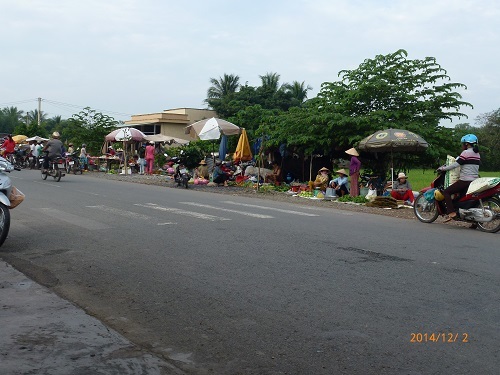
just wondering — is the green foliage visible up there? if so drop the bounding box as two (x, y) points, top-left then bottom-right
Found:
(257, 49), (473, 173)
(66, 107), (119, 155)
(1, 107), (24, 134)
(167, 140), (211, 170)
(337, 195), (369, 204)
(206, 72), (311, 120)
(475, 108), (500, 171)
(155, 152), (167, 168)
(317, 49), (472, 149)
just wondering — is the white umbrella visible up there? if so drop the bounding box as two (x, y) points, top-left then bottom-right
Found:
(184, 117), (241, 140)
(26, 135), (49, 142)
(144, 134), (190, 145)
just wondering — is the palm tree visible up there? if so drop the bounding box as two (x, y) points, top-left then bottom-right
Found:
(0, 106), (24, 133)
(259, 72), (282, 94)
(206, 74), (241, 101)
(27, 109), (48, 124)
(283, 81), (313, 103)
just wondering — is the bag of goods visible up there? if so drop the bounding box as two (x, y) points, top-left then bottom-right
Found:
(444, 155), (460, 188)
(8, 186), (25, 209)
(466, 177), (500, 195)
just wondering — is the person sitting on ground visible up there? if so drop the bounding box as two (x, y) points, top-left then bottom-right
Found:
(390, 172), (415, 205)
(309, 167), (330, 191)
(329, 169), (350, 197)
(213, 160), (229, 186)
(195, 159), (209, 179)
(266, 161), (282, 184)
(221, 161), (234, 176)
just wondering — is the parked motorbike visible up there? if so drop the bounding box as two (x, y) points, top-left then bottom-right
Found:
(13, 149), (29, 169)
(0, 156), (24, 247)
(414, 172), (500, 232)
(39, 152), (65, 182)
(174, 165), (190, 188)
(65, 152), (82, 174)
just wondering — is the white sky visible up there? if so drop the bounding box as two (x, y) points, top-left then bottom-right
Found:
(1, 0), (499, 127)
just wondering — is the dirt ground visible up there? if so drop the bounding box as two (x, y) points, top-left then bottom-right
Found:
(85, 171), (465, 225)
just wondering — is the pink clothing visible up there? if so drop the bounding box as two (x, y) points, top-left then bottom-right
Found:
(145, 145), (155, 160)
(145, 145), (155, 174)
(146, 158), (154, 174)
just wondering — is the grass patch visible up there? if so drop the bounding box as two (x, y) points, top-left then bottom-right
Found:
(402, 169), (500, 191)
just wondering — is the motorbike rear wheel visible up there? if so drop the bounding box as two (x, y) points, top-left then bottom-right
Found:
(54, 169), (62, 182)
(0, 203), (11, 247)
(477, 197), (500, 233)
(414, 194), (439, 223)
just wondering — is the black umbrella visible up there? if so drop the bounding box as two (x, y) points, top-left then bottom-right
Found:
(358, 128), (429, 185)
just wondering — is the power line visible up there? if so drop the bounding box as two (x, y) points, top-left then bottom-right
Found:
(0, 98), (133, 119)
(42, 99), (134, 118)
(0, 99), (37, 107)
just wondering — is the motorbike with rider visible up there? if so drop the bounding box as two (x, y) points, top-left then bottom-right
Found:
(41, 132), (66, 181)
(413, 134), (500, 232)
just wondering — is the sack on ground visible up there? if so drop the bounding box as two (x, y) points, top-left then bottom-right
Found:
(9, 186), (25, 209)
(365, 188), (377, 200)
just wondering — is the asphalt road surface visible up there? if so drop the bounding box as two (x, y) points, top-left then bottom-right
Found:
(2, 169), (499, 374)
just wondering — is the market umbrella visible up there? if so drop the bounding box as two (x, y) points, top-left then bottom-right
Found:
(104, 127), (146, 142)
(233, 128), (253, 163)
(144, 134), (190, 145)
(219, 135), (228, 161)
(358, 128), (428, 185)
(105, 127), (146, 175)
(26, 135), (49, 142)
(12, 135), (28, 144)
(184, 117), (241, 140)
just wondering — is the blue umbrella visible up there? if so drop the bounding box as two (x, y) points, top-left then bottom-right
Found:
(218, 135), (228, 161)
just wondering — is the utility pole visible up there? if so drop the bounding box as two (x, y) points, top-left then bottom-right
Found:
(37, 97), (41, 127)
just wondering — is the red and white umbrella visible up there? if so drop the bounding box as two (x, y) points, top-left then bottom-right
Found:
(104, 127), (146, 175)
(104, 127), (146, 142)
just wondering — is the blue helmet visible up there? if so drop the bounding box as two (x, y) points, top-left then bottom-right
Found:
(461, 134), (478, 144)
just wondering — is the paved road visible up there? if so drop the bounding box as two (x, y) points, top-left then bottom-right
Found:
(2, 169), (499, 374)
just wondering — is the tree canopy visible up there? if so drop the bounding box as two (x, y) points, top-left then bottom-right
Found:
(65, 107), (119, 154)
(261, 49), (473, 171)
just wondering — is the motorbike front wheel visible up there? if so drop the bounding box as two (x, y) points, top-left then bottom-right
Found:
(41, 169), (48, 180)
(414, 194), (439, 223)
(477, 197), (500, 233)
(0, 203), (11, 247)
(183, 177), (189, 189)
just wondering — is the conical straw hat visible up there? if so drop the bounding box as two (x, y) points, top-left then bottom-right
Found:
(345, 147), (359, 156)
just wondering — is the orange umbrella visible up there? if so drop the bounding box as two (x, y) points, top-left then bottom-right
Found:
(233, 128), (253, 163)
